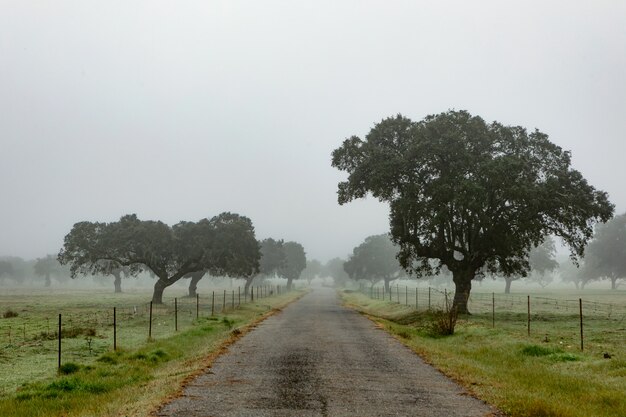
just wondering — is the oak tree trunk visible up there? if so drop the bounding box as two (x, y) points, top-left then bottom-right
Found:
(152, 279), (169, 304)
(452, 268), (474, 315)
(504, 277), (513, 294)
(113, 272), (122, 293)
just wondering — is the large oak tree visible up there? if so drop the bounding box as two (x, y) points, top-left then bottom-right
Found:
(332, 110), (613, 313)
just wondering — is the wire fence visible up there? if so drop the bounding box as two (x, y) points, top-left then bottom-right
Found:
(359, 283), (626, 352)
(0, 284), (288, 382)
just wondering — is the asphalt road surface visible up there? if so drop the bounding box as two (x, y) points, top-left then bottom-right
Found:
(157, 287), (497, 417)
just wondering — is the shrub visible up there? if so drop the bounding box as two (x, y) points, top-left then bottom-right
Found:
(428, 307), (458, 336)
(59, 363), (81, 375)
(3, 309), (18, 318)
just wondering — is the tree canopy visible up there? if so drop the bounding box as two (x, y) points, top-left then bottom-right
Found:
(280, 241), (306, 290)
(344, 234), (402, 291)
(583, 213), (626, 289)
(58, 213), (259, 303)
(34, 255), (69, 287)
(332, 110), (613, 313)
(323, 257), (350, 287)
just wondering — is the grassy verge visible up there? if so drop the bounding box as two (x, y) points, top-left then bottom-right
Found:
(0, 289), (306, 417)
(342, 291), (626, 417)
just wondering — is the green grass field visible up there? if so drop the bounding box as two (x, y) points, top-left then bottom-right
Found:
(343, 288), (626, 417)
(0, 286), (304, 417)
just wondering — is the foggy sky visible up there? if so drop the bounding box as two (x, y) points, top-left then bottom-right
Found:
(1, 1), (625, 262)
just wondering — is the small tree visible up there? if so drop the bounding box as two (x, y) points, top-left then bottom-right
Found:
(502, 237), (559, 293)
(583, 213), (626, 289)
(301, 259), (323, 285)
(280, 241), (306, 290)
(250, 238), (286, 296)
(34, 255), (68, 287)
(344, 234), (402, 291)
(323, 258), (350, 287)
(0, 260), (14, 284)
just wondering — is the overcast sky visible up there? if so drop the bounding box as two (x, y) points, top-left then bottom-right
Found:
(1, 1), (625, 262)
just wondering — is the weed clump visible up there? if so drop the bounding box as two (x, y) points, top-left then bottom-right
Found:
(3, 309), (18, 318)
(428, 307), (458, 336)
(59, 362), (81, 375)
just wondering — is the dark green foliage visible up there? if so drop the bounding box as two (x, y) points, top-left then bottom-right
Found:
(58, 212), (260, 303)
(332, 110), (614, 313)
(280, 242), (306, 290)
(3, 309), (18, 318)
(59, 363), (81, 375)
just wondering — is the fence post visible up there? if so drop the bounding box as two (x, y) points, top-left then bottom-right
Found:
(416, 288), (418, 310)
(232, 290), (235, 309)
(579, 298), (584, 351)
(196, 294), (199, 319)
(527, 295), (530, 336)
(397, 284), (400, 303)
(223, 290), (226, 313)
(251, 286), (254, 302)
(492, 293), (495, 328)
(405, 286), (408, 305)
(113, 307), (117, 351)
(211, 291), (215, 316)
(238, 287), (241, 307)
(175, 298), (178, 332)
(149, 301), (153, 341)
(428, 287), (431, 311)
(58, 314), (62, 372)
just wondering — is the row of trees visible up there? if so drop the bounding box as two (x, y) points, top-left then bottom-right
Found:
(332, 110), (615, 313)
(56, 213), (308, 303)
(341, 229), (623, 295)
(0, 255), (71, 287)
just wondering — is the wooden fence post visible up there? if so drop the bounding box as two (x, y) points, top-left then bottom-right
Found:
(579, 298), (584, 351)
(149, 302), (153, 341)
(58, 314), (62, 372)
(175, 298), (178, 332)
(113, 307), (117, 351)
(527, 296), (531, 336)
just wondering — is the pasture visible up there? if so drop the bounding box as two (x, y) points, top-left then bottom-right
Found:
(0, 285), (304, 417)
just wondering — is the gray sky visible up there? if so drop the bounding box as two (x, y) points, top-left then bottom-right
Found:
(1, 1), (625, 262)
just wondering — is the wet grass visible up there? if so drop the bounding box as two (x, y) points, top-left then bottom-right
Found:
(342, 291), (626, 417)
(0, 288), (305, 417)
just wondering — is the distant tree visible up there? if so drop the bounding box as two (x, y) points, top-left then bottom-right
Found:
(559, 258), (589, 290)
(0, 256), (31, 284)
(0, 260), (14, 283)
(344, 234), (402, 292)
(301, 259), (323, 285)
(332, 111), (614, 313)
(280, 241), (306, 290)
(583, 213), (626, 290)
(250, 238), (287, 295)
(502, 237), (559, 293)
(323, 257), (350, 287)
(58, 213), (258, 303)
(34, 255), (68, 287)
(206, 212), (260, 293)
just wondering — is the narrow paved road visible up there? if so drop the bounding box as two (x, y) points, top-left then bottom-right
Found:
(157, 288), (496, 417)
